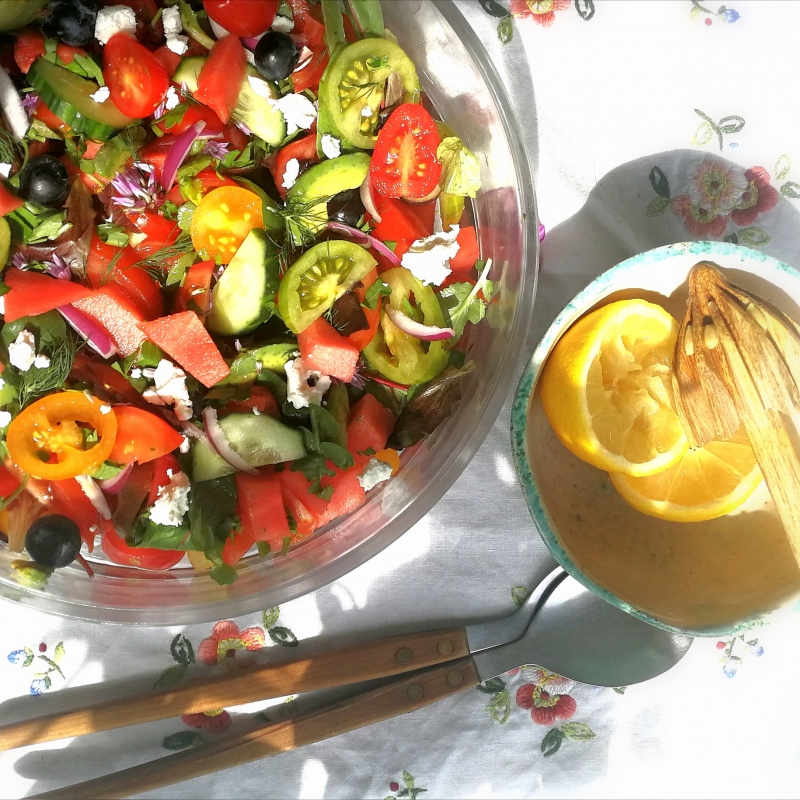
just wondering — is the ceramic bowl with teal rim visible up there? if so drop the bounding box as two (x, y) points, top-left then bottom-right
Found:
(511, 240), (800, 638)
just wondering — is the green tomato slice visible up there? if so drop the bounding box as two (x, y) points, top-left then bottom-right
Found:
(278, 240), (377, 334)
(319, 38), (421, 151)
(363, 267), (449, 386)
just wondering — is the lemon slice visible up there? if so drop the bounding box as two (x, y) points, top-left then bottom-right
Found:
(540, 299), (688, 477)
(609, 427), (762, 522)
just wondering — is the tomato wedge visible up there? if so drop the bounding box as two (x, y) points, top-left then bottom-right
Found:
(203, 0), (278, 37)
(108, 406), (185, 465)
(103, 33), (169, 118)
(194, 35), (247, 124)
(370, 104), (442, 200)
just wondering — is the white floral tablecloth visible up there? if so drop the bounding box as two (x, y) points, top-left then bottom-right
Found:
(5, 1), (800, 798)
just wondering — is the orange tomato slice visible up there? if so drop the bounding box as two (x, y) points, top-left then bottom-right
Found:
(190, 186), (264, 264)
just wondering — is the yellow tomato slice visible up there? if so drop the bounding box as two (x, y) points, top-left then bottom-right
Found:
(190, 186), (264, 264)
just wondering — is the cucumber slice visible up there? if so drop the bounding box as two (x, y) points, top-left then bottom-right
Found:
(207, 228), (279, 335)
(0, 0), (48, 31)
(173, 57), (286, 146)
(192, 412), (306, 482)
(27, 58), (133, 141)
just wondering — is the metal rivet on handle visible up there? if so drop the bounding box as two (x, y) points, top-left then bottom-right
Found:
(396, 647), (413, 665)
(407, 684), (424, 701)
(447, 670), (464, 687)
(437, 640), (453, 656)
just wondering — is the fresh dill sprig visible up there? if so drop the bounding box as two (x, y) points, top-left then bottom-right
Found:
(132, 233), (195, 280)
(18, 332), (78, 408)
(0, 127), (21, 166)
(273, 192), (336, 270)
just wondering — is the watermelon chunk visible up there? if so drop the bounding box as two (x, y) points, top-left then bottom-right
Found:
(139, 311), (230, 388)
(347, 393), (396, 459)
(298, 316), (360, 382)
(71, 283), (147, 356)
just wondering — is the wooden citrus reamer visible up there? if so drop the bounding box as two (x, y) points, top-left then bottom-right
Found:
(673, 262), (800, 566)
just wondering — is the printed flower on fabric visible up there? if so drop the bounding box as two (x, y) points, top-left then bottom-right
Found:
(515, 667), (577, 725)
(730, 167), (779, 226)
(181, 709), (232, 734)
(510, 0), (571, 26)
(670, 158), (748, 238)
(197, 620), (266, 665)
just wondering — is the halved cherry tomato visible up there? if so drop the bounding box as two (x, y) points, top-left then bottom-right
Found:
(370, 104), (442, 200)
(6, 393), (118, 481)
(190, 186), (264, 264)
(203, 0), (278, 37)
(291, 39), (328, 94)
(100, 517), (184, 570)
(175, 259), (215, 314)
(69, 351), (144, 407)
(194, 35), (247, 124)
(272, 133), (319, 200)
(348, 269), (381, 351)
(124, 209), (180, 258)
(146, 453), (180, 506)
(155, 103), (225, 137)
(108, 406), (185, 465)
(103, 33), (169, 118)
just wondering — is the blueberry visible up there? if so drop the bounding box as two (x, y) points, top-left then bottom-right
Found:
(19, 155), (70, 208)
(25, 514), (81, 569)
(48, 0), (98, 48)
(254, 32), (299, 82)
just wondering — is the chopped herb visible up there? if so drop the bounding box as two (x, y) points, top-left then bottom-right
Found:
(362, 277), (391, 310)
(97, 221), (130, 248)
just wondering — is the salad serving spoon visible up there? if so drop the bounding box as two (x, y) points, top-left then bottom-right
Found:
(9, 567), (691, 799)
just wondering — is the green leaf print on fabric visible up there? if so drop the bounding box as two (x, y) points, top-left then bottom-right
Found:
(775, 155), (791, 181)
(781, 182), (800, 199)
(649, 167), (671, 199)
(693, 109), (745, 151)
(541, 728), (564, 756)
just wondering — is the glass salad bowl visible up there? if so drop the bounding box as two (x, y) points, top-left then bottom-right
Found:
(0, 0), (539, 624)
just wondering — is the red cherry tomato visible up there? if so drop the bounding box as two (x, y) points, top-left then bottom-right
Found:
(203, 0), (278, 37)
(102, 33), (169, 118)
(370, 104), (442, 200)
(100, 518), (184, 570)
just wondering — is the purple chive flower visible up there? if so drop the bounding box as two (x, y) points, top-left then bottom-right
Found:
(203, 138), (231, 161)
(21, 92), (39, 116)
(349, 372), (367, 389)
(12, 251), (29, 270)
(538, 222), (546, 242)
(46, 253), (71, 280)
(110, 162), (161, 211)
(234, 120), (252, 137)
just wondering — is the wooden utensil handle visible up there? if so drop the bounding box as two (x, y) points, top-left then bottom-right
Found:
(0, 626), (470, 751)
(32, 657), (480, 800)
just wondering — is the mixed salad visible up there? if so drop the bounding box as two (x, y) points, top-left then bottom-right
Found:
(0, 0), (491, 587)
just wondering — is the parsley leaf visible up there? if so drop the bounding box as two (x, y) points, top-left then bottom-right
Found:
(436, 137), (482, 198)
(439, 259), (493, 338)
(362, 277), (392, 310)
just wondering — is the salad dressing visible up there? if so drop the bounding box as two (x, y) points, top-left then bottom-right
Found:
(527, 390), (800, 630)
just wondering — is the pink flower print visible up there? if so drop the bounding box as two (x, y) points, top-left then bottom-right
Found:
(730, 167), (779, 226)
(509, 0), (571, 27)
(516, 685), (577, 725)
(181, 709), (233, 734)
(521, 666), (574, 695)
(670, 195), (730, 239)
(197, 620), (266, 665)
(688, 159), (748, 217)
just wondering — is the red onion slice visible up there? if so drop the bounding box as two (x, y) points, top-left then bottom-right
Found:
(208, 18), (230, 39)
(360, 174), (382, 224)
(75, 475), (112, 520)
(160, 121), (206, 189)
(98, 462), (133, 495)
(202, 407), (259, 475)
(385, 305), (454, 341)
(293, 45), (313, 72)
(325, 221), (400, 267)
(366, 373), (410, 391)
(59, 305), (117, 359)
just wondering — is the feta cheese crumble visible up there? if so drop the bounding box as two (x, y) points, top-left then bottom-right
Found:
(267, 92), (317, 135)
(180, 435), (191, 454)
(33, 354), (51, 369)
(321, 134), (341, 160)
(149, 470), (191, 527)
(89, 86), (110, 103)
(271, 15), (295, 33)
(358, 458), (393, 492)
(143, 359), (193, 421)
(0, 410), (11, 428)
(282, 157), (300, 190)
(164, 86), (180, 111)
(284, 358), (331, 409)
(361, 105), (374, 118)
(130, 368), (143, 379)
(0, 296), (5, 314)
(0, 162), (11, 178)
(161, 5), (189, 54)
(99, 404), (112, 415)
(8, 330), (36, 372)
(95, 5), (137, 45)
(400, 225), (461, 286)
